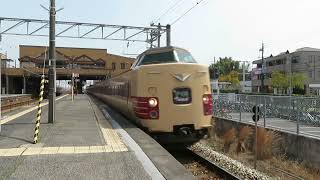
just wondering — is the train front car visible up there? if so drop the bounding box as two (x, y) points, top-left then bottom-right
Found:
(130, 47), (212, 144)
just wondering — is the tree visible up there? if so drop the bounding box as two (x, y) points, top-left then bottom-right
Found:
(271, 71), (306, 94)
(218, 70), (240, 86)
(291, 73), (306, 89)
(209, 57), (240, 77)
(271, 71), (287, 89)
(209, 57), (248, 79)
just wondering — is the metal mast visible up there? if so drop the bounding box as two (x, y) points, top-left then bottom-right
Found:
(48, 0), (56, 123)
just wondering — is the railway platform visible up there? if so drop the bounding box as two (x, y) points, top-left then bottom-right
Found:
(0, 94), (194, 180)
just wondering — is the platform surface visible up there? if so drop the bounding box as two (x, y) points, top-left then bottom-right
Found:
(0, 95), (152, 180)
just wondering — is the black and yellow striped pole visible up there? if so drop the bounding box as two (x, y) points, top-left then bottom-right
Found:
(33, 75), (45, 144)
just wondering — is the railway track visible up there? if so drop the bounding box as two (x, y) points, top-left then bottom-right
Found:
(167, 147), (239, 180)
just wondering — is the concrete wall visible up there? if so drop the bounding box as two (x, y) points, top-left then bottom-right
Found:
(214, 117), (320, 169)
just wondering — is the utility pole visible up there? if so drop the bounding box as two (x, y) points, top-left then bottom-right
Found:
(48, 0), (56, 124)
(242, 62), (246, 93)
(259, 43), (265, 93)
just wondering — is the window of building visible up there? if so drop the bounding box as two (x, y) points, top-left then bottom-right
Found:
(309, 71), (313, 78)
(291, 56), (300, 63)
(112, 63), (116, 70)
(120, 63), (125, 69)
(257, 63), (262, 68)
(308, 55), (315, 64)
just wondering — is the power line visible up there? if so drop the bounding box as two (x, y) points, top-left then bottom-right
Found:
(153, 0), (185, 23)
(171, 0), (205, 25)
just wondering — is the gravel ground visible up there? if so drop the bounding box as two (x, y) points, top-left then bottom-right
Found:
(190, 142), (273, 180)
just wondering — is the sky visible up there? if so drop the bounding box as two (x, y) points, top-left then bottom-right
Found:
(1, 0), (320, 66)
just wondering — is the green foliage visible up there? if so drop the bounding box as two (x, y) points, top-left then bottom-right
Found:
(271, 71), (306, 90)
(291, 73), (307, 89)
(209, 57), (249, 84)
(271, 71), (287, 88)
(209, 57), (245, 79)
(218, 70), (240, 86)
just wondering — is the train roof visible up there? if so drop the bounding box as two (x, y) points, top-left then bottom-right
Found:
(140, 46), (188, 55)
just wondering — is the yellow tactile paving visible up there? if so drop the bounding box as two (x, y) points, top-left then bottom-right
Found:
(40, 147), (60, 155)
(57, 146), (75, 154)
(0, 145), (127, 157)
(74, 146), (90, 154)
(89, 146), (105, 153)
(88, 98), (128, 153)
(104, 145), (113, 152)
(3, 148), (26, 157)
(23, 147), (43, 156)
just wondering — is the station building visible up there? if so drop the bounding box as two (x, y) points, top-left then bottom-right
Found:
(19, 45), (135, 77)
(1, 45), (135, 95)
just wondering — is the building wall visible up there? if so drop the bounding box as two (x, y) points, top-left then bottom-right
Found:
(252, 49), (320, 94)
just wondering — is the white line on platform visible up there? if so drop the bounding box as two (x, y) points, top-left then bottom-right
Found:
(0, 94), (68, 125)
(101, 107), (165, 180)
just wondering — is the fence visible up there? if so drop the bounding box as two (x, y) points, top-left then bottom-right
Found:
(213, 93), (320, 138)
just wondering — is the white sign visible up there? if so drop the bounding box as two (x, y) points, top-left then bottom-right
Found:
(309, 84), (320, 88)
(72, 73), (79, 77)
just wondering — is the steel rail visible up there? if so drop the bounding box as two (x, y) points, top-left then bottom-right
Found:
(186, 147), (240, 180)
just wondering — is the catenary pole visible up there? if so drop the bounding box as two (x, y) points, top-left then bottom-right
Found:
(48, 0), (56, 123)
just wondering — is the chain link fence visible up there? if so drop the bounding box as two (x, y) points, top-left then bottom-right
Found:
(213, 93), (320, 138)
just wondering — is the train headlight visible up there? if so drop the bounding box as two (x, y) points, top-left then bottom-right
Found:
(148, 98), (158, 107)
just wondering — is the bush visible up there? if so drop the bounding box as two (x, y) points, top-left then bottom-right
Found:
(256, 128), (280, 160)
(223, 128), (236, 152)
(236, 126), (253, 153)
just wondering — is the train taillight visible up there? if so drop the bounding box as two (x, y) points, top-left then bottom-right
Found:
(132, 97), (159, 119)
(202, 94), (213, 115)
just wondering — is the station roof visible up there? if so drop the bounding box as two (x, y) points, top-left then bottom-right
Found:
(19, 45), (135, 63)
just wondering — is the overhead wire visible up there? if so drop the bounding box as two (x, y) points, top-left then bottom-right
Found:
(171, 0), (205, 25)
(153, 0), (186, 23)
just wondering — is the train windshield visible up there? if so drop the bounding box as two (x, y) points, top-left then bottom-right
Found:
(138, 49), (197, 66)
(175, 49), (197, 63)
(139, 51), (176, 65)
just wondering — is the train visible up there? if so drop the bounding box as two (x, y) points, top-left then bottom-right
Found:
(87, 46), (212, 144)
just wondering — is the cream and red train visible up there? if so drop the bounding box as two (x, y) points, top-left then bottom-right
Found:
(87, 46), (212, 143)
